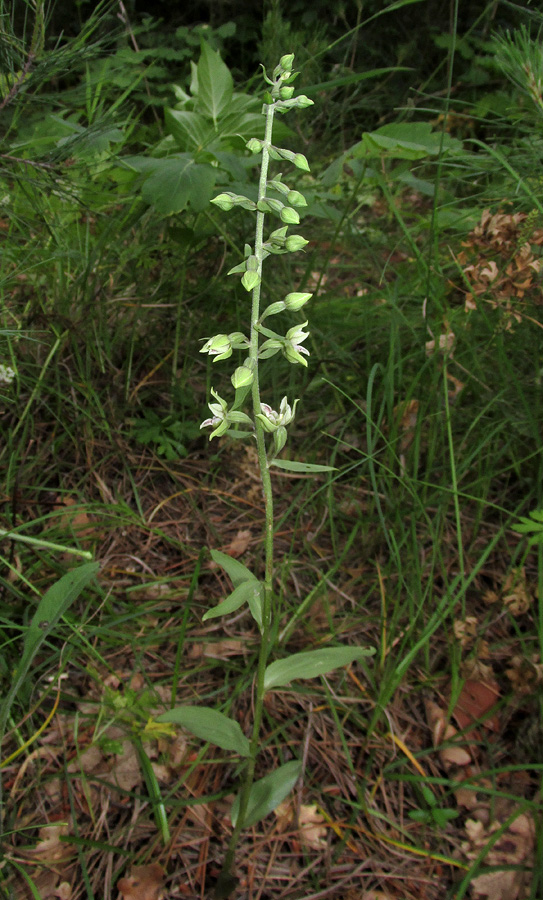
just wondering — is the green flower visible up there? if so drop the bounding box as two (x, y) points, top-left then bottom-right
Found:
(200, 389), (253, 440)
(283, 321), (310, 366)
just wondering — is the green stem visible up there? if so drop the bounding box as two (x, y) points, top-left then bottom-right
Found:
(217, 99), (277, 893)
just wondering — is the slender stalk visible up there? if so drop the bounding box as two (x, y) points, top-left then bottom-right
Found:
(216, 99), (277, 893)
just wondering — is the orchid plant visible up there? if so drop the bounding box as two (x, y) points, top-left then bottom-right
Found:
(156, 54), (373, 898)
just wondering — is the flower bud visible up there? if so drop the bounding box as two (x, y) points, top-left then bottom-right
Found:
(280, 206), (300, 225)
(246, 138), (263, 154)
(285, 234), (309, 252)
(293, 153), (310, 172)
(280, 86), (295, 100)
(231, 366), (254, 389)
(258, 197), (284, 214)
(211, 193), (234, 211)
(287, 190), (307, 207)
(294, 95), (314, 108)
(279, 53), (295, 72)
(284, 292), (312, 311)
(241, 270), (260, 292)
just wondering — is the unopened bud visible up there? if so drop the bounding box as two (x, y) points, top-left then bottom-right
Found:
(294, 95), (314, 108)
(231, 366), (254, 389)
(285, 234), (309, 252)
(246, 138), (263, 154)
(284, 292), (312, 311)
(287, 190), (307, 207)
(280, 206), (300, 225)
(279, 53), (295, 72)
(293, 153), (310, 172)
(241, 270), (260, 292)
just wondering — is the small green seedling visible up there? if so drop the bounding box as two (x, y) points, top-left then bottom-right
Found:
(408, 783), (459, 828)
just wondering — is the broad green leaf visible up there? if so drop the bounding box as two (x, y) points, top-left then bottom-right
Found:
(156, 706), (250, 756)
(264, 646), (375, 691)
(210, 549), (255, 587)
(231, 760), (302, 827)
(1, 563), (99, 734)
(358, 122), (462, 160)
(54, 118), (124, 157)
(165, 109), (213, 151)
(129, 155), (216, 214)
(270, 459), (337, 473)
(196, 42), (233, 125)
(203, 579), (260, 622)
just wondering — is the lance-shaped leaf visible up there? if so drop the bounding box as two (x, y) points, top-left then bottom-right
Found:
(203, 579), (260, 622)
(156, 706), (250, 757)
(2, 563), (99, 736)
(231, 760), (302, 827)
(270, 459), (336, 473)
(210, 548), (255, 587)
(264, 645), (375, 691)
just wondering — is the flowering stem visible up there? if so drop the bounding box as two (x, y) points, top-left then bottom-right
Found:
(216, 103), (276, 895)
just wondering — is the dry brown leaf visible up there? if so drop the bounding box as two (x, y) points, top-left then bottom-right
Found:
(446, 371), (465, 399)
(224, 529), (252, 558)
(502, 568), (533, 616)
(110, 737), (141, 792)
(451, 680), (500, 736)
(461, 658), (494, 682)
(25, 824), (71, 863)
(13, 868), (59, 900)
(298, 804), (327, 849)
(52, 495), (95, 539)
(462, 811), (535, 900)
(505, 654), (543, 694)
(190, 638), (245, 659)
(424, 698), (472, 767)
(454, 616), (478, 648)
(274, 800), (326, 849)
(117, 864), (165, 900)
(150, 762), (170, 782)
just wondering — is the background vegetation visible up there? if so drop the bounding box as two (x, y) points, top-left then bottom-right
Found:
(1, 1), (542, 898)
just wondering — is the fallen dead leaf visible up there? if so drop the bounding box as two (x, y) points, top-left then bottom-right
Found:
(274, 800), (327, 849)
(502, 568), (533, 616)
(298, 804), (327, 849)
(189, 639), (245, 659)
(224, 529), (252, 558)
(117, 864), (165, 900)
(424, 698), (471, 768)
(52, 495), (95, 539)
(505, 654), (543, 694)
(450, 679), (500, 736)
(454, 616), (478, 649)
(24, 823), (71, 863)
(462, 811), (535, 900)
